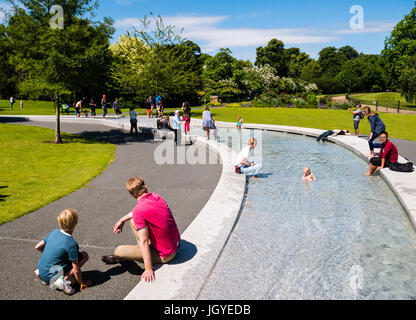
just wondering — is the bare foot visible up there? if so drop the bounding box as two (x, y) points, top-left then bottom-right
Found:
(363, 172), (372, 176)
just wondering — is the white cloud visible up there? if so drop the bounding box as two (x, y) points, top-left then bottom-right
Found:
(333, 21), (397, 35)
(114, 14), (339, 53)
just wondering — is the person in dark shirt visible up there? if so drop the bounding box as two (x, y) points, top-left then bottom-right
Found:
(362, 106), (386, 157)
(365, 131), (398, 176)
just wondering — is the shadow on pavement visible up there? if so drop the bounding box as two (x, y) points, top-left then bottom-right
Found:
(76, 129), (156, 146)
(169, 239), (197, 265)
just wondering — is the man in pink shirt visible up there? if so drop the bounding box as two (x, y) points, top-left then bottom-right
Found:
(101, 177), (180, 282)
(365, 131), (399, 176)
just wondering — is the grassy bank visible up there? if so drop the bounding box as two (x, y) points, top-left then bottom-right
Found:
(192, 107), (416, 141)
(0, 124), (116, 224)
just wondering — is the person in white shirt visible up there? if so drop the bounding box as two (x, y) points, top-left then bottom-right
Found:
(129, 106), (138, 135)
(172, 110), (184, 145)
(236, 138), (262, 178)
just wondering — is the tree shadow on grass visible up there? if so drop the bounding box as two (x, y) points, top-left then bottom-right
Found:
(0, 117), (29, 123)
(0, 186), (9, 202)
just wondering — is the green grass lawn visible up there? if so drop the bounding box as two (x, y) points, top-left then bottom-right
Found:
(192, 107), (416, 141)
(0, 124), (116, 225)
(351, 92), (416, 109)
(0, 99), (181, 116)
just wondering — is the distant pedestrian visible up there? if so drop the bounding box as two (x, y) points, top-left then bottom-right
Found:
(202, 106), (213, 140)
(129, 106), (139, 135)
(10, 96), (15, 110)
(157, 100), (164, 117)
(350, 103), (363, 137)
(172, 110), (184, 146)
(181, 102), (191, 135)
(362, 106), (386, 158)
(20, 100), (23, 110)
(113, 98), (122, 119)
(101, 95), (108, 119)
(75, 99), (83, 118)
(89, 98), (96, 117)
(146, 96), (154, 118)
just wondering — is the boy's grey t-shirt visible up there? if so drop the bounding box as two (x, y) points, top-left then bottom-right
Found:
(354, 108), (362, 121)
(38, 230), (80, 283)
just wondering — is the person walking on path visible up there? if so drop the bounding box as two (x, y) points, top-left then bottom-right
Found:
(129, 106), (139, 136)
(202, 106), (214, 140)
(34, 209), (91, 295)
(365, 131), (398, 176)
(172, 110), (184, 146)
(75, 99), (83, 118)
(89, 98), (97, 117)
(146, 96), (154, 118)
(10, 96), (15, 110)
(101, 177), (181, 283)
(113, 98), (122, 119)
(362, 106), (386, 158)
(350, 103), (363, 137)
(101, 95), (108, 119)
(181, 102), (192, 135)
(20, 100), (23, 110)
(235, 138), (263, 178)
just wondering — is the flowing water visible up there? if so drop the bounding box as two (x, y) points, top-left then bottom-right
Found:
(192, 128), (416, 300)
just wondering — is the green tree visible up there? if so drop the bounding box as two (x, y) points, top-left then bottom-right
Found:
(5, 0), (114, 143)
(255, 39), (288, 77)
(0, 24), (16, 98)
(383, 1), (416, 88)
(337, 54), (386, 93)
(111, 14), (203, 106)
(399, 55), (416, 103)
(300, 60), (322, 83)
(318, 46), (343, 76)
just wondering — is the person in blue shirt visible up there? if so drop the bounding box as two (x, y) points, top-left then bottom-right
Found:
(34, 209), (90, 295)
(362, 106), (386, 157)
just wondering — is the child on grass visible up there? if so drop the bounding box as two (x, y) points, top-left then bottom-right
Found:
(34, 209), (91, 295)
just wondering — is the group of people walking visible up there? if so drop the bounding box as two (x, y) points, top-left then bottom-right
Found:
(72, 95), (121, 119)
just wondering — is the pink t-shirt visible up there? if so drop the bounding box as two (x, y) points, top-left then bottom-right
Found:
(132, 193), (180, 259)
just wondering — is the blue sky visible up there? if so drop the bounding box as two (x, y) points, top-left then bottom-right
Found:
(1, 0), (414, 61)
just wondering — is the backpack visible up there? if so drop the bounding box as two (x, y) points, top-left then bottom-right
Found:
(359, 112), (364, 120)
(389, 162), (414, 173)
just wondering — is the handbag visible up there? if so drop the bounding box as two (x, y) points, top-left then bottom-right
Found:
(235, 165), (241, 174)
(389, 162), (414, 173)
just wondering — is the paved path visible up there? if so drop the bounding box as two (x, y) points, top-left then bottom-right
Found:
(0, 119), (222, 300)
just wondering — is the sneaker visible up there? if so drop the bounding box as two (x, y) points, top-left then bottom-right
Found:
(34, 269), (48, 285)
(62, 280), (76, 295)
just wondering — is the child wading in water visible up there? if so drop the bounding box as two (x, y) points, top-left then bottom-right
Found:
(34, 209), (91, 295)
(302, 167), (316, 182)
(236, 116), (243, 129)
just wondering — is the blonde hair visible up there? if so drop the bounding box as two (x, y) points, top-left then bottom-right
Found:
(363, 106), (377, 116)
(126, 177), (147, 198)
(57, 209), (78, 232)
(247, 138), (257, 146)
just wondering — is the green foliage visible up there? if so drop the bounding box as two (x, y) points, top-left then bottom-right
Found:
(0, 123), (115, 224)
(399, 55), (416, 103)
(110, 14), (203, 106)
(383, 1), (416, 87)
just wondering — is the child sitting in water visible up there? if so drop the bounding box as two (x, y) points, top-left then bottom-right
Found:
(236, 116), (243, 129)
(302, 167), (316, 182)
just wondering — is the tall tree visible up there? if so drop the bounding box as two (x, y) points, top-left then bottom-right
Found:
(383, 1), (416, 88)
(255, 39), (288, 77)
(5, 0), (114, 143)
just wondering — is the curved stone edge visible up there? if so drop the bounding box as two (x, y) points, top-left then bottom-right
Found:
(123, 137), (246, 300)
(193, 118), (416, 232)
(0, 115), (247, 300)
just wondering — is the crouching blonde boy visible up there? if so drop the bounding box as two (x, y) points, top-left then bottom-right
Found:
(34, 209), (91, 295)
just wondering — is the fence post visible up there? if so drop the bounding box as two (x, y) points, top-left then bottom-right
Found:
(398, 100), (400, 114)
